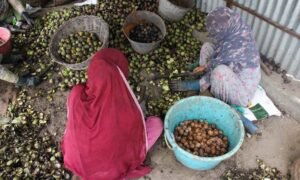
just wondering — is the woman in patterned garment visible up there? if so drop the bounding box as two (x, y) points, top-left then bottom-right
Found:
(170, 7), (261, 107)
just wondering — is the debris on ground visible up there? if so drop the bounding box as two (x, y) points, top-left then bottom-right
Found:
(136, 0), (158, 11)
(0, 89), (71, 178)
(222, 159), (289, 180)
(289, 158), (300, 180)
(260, 55), (292, 84)
(281, 70), (291, 84)
(144, 175), (152, 180)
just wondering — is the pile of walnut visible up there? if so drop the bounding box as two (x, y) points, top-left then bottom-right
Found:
(174, 120), (229, 157)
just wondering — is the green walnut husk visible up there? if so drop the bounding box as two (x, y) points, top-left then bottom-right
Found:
(58, 68), (87, 90)
(58, 31), (102, 64)
(4, 2), (208, 178)
(13, 4), (207, 116)
(0, 89), (72, 179)
(126, 10), (207, 116)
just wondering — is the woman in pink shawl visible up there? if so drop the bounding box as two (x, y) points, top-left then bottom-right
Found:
(61, 48), (163, 180)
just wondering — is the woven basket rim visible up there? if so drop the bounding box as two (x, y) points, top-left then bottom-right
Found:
(49, 15), (109, 69)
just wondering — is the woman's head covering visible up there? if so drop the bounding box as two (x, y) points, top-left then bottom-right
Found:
(205, 7), (260, 73)
(61, 48), (150, 179)
(206, 7), (243, 41)
(84, 48), (129, 99)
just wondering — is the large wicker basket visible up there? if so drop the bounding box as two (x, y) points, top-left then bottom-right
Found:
(49, 16), (109, 70)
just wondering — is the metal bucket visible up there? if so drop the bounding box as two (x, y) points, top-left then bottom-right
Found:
(164, 96), (245, 170)
(123, 11), (166, 54)
(158, 0), (195, 21)
(49, 16), (109, 70)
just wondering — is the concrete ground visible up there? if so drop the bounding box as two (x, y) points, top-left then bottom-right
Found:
(140, 71), (300, 180)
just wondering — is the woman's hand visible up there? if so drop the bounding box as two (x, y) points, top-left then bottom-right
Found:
(193, 64), (207, 74)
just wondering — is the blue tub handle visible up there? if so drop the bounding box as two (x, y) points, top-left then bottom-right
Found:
(164, 133), (173, 150)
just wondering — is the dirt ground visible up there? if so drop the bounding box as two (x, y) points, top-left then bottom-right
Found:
(0, 82), (16, 116)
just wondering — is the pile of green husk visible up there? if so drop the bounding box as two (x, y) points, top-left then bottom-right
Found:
(1, 1), (207, 178)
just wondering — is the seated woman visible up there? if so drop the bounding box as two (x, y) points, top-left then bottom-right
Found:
(170, 7), (261, 107)
(61, 48), (163, 180)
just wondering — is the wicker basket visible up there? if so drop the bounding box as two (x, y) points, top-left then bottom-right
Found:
(49, 16), (109, 70)
(26, 0), (48, 7)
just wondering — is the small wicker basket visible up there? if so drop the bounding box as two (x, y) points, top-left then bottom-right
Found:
(49, 16), (109, 70)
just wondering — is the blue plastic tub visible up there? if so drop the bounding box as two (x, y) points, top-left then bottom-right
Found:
(164, 96), (245, 170)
